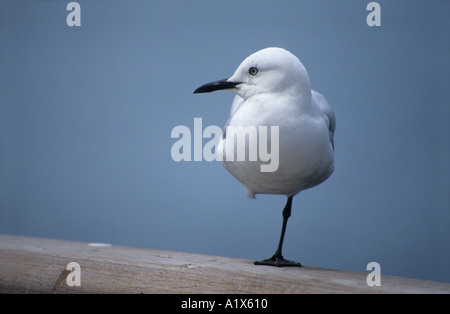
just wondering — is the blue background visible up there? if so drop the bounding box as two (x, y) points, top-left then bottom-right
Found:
(1, 0), (449, 283)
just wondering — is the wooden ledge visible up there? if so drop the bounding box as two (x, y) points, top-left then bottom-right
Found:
(0, 235), (449, 294)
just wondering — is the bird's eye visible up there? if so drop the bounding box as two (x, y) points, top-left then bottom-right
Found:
(249, 67), (258, 76)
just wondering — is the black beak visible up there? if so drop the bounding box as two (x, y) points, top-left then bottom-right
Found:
(193, 79), (240, 94)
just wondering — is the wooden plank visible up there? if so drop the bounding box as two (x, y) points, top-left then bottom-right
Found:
(0, 234), (449, 294)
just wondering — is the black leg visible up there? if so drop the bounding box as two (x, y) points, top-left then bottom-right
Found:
(254, 196), (301, 267)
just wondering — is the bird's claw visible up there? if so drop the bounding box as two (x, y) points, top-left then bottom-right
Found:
(254, 256), (302, 267)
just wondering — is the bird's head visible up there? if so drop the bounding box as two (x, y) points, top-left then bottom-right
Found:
(194, 47), (311, 100)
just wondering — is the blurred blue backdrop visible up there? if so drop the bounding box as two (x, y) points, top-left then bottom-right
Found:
(1, 0), (449, 283)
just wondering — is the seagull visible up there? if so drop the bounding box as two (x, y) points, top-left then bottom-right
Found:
(194, 47), (335, 267)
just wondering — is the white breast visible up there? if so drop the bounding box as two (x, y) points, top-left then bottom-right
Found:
(217, 90), (334, 199)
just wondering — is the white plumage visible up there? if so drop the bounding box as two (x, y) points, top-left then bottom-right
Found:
(217, 47), (335, 199)
(194, 47), (335, 267)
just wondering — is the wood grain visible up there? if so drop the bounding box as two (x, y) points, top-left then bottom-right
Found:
(1, 235), (449, 294)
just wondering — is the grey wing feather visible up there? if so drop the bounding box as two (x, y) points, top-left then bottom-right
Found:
(312, 90), (336, 150)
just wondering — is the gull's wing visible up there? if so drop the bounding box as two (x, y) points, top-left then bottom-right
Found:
(312, 90), (336, 150)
